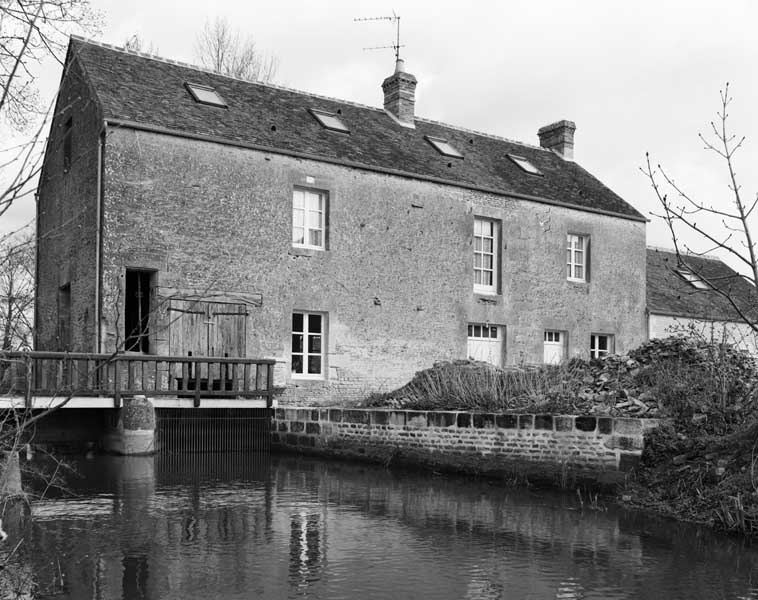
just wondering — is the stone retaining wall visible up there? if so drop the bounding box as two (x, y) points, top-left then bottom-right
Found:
(272, 408), (661, 487)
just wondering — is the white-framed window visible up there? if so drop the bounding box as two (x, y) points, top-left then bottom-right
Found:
(467, 323), (504, 367)
(508, 154), (542, 175)
(566, 234), (588, 282)
(185, 82), (227, 108)
(292, 312), (325, 378)
(543, 330), (565, 364)
(293, 189), (326, 250)
(474, 218), (499, 294)
(590, 334), (614, 359)
(677, 268), (709, 290)
(309, 108), (350, 133)
(425, 135), (464, 158)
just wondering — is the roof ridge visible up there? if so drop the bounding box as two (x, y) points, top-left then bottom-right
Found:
(70, 36), (548, 152)
(646, 246), (726, 262)
(69, 35), (389, 114)
(415, 116), (549, 152)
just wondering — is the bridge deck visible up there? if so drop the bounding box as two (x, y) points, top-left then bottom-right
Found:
(0, 396), (270, 409)
(0, 351), (276, 409)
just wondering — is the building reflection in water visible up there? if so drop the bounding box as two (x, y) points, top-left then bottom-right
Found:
(289, 510), (325, 594)
(23, 453), (758, 600)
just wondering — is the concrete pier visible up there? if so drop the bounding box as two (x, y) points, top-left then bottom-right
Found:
(102, 395), (157, 455)
(0, 451), (22, 497)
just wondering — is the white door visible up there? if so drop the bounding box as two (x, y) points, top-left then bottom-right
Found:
(467, 324), (504, 367)
(543, 330), (564, 364)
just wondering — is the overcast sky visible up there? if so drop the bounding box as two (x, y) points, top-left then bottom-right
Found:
(4, 0), (757, 267)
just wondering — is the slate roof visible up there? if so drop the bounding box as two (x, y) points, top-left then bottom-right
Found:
(647, 248), (757, 322)
(67, 37), (644, 221)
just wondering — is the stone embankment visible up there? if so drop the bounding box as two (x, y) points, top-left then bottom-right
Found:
(272, 407), (660, 488)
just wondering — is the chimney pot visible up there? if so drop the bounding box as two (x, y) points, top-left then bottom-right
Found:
(382, 60), (417, 126)
(538, 120), (576, 160)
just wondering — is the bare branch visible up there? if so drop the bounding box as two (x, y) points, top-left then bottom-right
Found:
(194, 17), (279, 83)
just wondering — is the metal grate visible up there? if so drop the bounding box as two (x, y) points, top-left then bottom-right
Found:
(156, 408), (271, 453)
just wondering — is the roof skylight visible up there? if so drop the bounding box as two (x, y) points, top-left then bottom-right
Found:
(425, 136), (463, 158)
(309, 109), (349, 133)
(185, 82), (227, 107)
(677, 268), (710, 290)
(508, 154), (542, 175)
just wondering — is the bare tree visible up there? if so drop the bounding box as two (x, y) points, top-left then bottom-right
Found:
(0, 231), (34, 351)
(195, 17), (278, 83)
(644, 83), (758, 334)
(0, 0), (100, 225)
(123, 33), (158, 55)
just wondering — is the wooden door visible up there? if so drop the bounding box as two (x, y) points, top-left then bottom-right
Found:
(168, 300), (247, 358)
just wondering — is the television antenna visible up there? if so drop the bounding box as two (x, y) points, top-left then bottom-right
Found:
(354, 12), (404, 61)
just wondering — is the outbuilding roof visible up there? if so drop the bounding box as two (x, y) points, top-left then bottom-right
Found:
(647, 248), (757, 322)
(66, 37), (644, 221)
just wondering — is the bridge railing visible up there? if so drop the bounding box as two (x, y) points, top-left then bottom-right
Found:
(0, 351), (276, 407)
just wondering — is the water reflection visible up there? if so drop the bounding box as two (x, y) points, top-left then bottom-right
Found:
(13, 453), (758, 599)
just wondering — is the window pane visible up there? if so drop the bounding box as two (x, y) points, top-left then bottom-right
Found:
(474, 271), (482, 285)
(474, 219), (482, 235)
(482, 272), (492, 285)
(483, 221), (493, 236)
(308, 334), (321, 353)
(490, 327), (497, 339)
(308, 356), (321, 374)
(599, 336), (608, 351)
(293, 313), (304, 332)
(475, 254), (482, 268)
(309, 229), (323, 247)
(483, 239), (493, 253)
(293, 208), (304, 227)
(292, 227), (304, 245)
(292, 355), (303, 374)
(292, 334), (304, 353)
(293, 190), (304, 209)
(482, 255), (492, 270)
(575, 266), (583, 280)
(306, 193), (322, 212)
(307, 210), (322, 229)
(474, 325), (481, 337)
(309, 314), (322, 333)
(467, 325), (473, 336)
(475, 238), (483, 252)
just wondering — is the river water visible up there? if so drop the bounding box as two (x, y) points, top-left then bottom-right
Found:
(7, 452), (758, 599)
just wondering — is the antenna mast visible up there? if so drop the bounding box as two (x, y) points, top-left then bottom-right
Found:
(354, 11), (404, 61)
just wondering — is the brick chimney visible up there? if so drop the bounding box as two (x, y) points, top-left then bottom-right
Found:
(382, 58), (417, 126)
(538, 120), (576, 160)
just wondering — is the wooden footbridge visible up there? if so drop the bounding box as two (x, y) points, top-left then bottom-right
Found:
(0, 351), (275, 410)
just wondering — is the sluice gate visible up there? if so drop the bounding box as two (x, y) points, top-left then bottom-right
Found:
(156, 408), (272, 453)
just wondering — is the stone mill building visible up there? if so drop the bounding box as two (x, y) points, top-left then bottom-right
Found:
(35, 37), (648, 405)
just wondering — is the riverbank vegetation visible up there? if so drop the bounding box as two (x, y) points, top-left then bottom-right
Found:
(365, 333), (758, 537)
(364, 335), (758, 425)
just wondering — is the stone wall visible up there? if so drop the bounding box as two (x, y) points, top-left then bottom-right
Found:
(272, 408), (660, 485)
(36, 56), (102, 353)
(96, 127), (646, 405)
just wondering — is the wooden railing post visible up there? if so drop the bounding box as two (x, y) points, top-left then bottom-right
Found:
(24, 353), (32, 409)
(113, 358), (121, 408)
(266, 363), (274, 408)
(194, 360), (201, 408)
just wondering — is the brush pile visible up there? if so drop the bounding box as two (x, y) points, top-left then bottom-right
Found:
(365, 336), (758, 428)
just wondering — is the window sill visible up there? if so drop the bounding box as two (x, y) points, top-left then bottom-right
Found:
(567, 278), (588, 285)
(474, 292), (502, 304)
(289, 246), (326, 257)
(290, 375), (327, 384)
